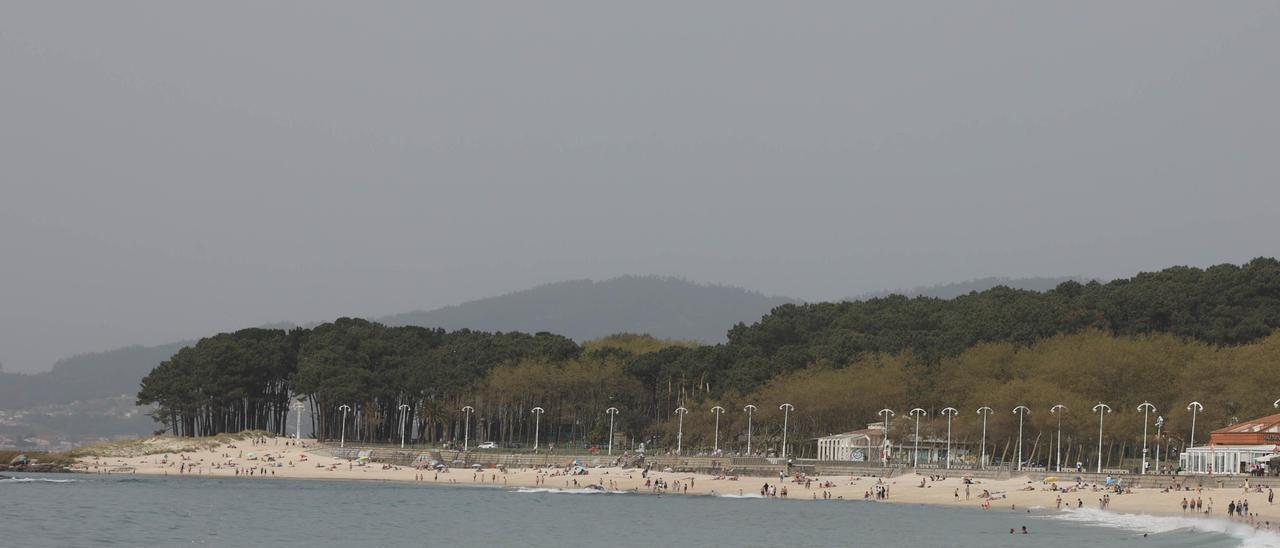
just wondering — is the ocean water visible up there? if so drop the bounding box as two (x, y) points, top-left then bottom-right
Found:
(1, 473), (1274, 547)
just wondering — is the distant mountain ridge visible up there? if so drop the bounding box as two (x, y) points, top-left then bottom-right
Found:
(0, 341), (191, 409)
(378, 276), (798, 343)
(0, 273), (1093, 447)
(0, 274), (1085, 413)
(849, 276), (1090, 301)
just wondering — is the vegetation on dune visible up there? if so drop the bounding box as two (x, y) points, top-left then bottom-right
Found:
(69, 431), (277, 459)
(136, 258), (1280, 465)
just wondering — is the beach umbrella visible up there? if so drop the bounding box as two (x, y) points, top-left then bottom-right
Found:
(471, 463), (483, 469)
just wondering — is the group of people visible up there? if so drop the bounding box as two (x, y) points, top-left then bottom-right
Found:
(758, 482), (786, 497)
(1054, 495), (1086, 509)
(865, 480), (889, 500)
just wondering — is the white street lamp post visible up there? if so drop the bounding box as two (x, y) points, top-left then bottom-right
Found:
(1013, 406), (1030, 471)
(1093, 403), (1112, 473)
(675, 406), (689, 455)
(779, 403), (794, 460)
(977, 407), (992, 469)
(396, 404), (412, 448)
(398, 403), (411, 449)
(744, 404), (757, 455)
(293, 401), (305, 440)
(338, 404), (352, 448)
(1050, 404), (1066, 473)
(1137, 402), (1157, 474)
(532, 407), (545, 451)
(710, 406), (725, 453)
(605, 407), (619, 456)
(1187, 401), (1203, 450)
(461, 406), (474, 451)
(878, 409), (895, 464)
(909, 408), (927, 469)
(941, 407), (957, 469)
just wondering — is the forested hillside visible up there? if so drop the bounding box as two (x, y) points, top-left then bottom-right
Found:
(136, 259), (1280, 465)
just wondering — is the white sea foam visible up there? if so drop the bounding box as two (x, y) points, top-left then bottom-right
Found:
(1050, 507), (1280, 547)
(714, 492), (765, 499)
(0, 477), (79, 483)
(513, 487), (621, 495)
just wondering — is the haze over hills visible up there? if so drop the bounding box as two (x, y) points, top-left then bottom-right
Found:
(0, 342), (192, 410)
(1, 274), (1091, 408)
(0, 273), (1091, 448)
(0, 342), (190, 448)
(378, 276), (797, 344)
(848, 276), (1089, 301)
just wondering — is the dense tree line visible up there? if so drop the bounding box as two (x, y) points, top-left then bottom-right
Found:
(137, 328), (298, 436)
(138, 259), (1280, 468)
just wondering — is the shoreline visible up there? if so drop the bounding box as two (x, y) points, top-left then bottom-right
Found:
(20, 465), (1280, 544)
(71, 437), (1280, 531)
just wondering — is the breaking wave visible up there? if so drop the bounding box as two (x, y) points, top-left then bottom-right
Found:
(513, 487), (622, 495)
(1051, 507), (1280, 547)
(0, 477), (80, 484)
(714, 492), (765, 498)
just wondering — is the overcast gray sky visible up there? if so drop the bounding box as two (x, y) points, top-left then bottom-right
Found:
(2, 1), (1278, 373)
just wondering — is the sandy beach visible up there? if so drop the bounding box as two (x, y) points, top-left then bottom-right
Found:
(73, 436), (1280, 531)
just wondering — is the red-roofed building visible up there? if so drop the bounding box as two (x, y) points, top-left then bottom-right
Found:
(1209, 414), (1280, 445)
(1179, 414), (1280, 475)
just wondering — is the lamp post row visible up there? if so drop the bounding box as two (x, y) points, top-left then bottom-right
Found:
(300, 398), (1272, 468)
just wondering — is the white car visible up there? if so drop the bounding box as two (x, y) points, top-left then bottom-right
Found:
(477, 442), (498, 449)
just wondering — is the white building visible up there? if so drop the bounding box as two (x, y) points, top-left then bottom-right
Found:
(817, 424), (887, 462)
(1179, 413), (1280, 476)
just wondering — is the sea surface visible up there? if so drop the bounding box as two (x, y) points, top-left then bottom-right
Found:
(2, 473), (1276, 547)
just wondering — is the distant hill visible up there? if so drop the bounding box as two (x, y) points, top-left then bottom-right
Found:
(0, 341), (190, 410)
(848, 276), (1090, 301)
(378, 276), (798, 344)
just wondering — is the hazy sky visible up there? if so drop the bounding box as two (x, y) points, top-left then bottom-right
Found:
(2, 2), (1278, 373)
